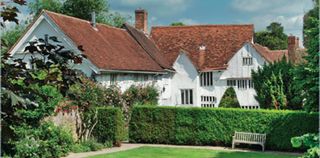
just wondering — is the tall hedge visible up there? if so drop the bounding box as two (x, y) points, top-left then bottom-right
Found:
(129, 106), (318, 151)
(93, 107), (125, 146)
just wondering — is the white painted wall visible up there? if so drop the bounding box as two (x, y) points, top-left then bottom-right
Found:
(10, 14), (98, 77)
(166, 44), (268, 108)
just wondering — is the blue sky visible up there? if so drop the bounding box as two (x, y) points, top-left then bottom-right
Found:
(10, 0), (314, 45)
(109, 0), (314, 44)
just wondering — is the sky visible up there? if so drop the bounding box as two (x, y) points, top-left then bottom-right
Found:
(7, 0), (314, 45)
(108, 0), (314, 45)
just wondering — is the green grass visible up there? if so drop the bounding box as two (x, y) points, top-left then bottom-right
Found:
(88, 146), (298, 158)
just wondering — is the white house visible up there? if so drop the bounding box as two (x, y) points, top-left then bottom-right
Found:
(9, 9), (302, 109)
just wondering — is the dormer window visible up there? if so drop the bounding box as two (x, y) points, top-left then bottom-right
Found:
(243, 57), (253, 65)
(200, 71), (213, 86)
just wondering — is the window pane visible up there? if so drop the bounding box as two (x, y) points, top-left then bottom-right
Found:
(189, 90), (193, 104)
(181, 90), (185, 104)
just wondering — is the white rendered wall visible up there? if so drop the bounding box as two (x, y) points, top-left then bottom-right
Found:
(10, 15), (97, 77)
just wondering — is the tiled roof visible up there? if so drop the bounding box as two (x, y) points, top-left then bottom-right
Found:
(45, 10), (168, 72)
(252, 43), (288, 62)
(150, 24), (254, 71)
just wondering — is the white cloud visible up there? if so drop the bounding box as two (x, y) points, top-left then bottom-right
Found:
(116, 0), (192, 16)
(232, 0), (313, 14)
(232, 0), (313, 46)
(178, 18), (198, 25)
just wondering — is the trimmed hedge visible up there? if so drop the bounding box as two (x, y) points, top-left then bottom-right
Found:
(93, 107), (125, 146)
(129, 106), (318, 151)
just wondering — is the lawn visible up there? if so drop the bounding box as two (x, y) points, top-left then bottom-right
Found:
(88, 146), (298, 158)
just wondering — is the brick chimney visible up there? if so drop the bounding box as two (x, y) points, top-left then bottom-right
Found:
(135, 9), (148, 33)
(198, 45), (206, 68)
(288, 36), (299, 63)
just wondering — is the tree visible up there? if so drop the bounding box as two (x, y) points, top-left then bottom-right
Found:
(29, 0), (128, 28)
(252, 57), (302, 109)
(254, 22), (288, 50)
(29, 0), (63, 16)
(1, 25), (26, 54)
(0, 0), (26, 27)
(1, 35), (85, 156)
(170, 22), (185, 26)
(293, 0), (319, 112)
(219, 87), (240, 108)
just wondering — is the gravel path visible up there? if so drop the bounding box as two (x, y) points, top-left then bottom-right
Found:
(64, 143), (302, 158)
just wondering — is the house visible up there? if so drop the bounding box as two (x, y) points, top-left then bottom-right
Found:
(9, 9), (304, 108)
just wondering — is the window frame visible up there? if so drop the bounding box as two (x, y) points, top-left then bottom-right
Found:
(180, 89), (193, 105)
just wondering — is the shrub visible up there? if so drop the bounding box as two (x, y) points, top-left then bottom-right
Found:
(219, 87), (240, 108)
(13, 122), (74, 158)
(129, 106), (318, 151)
(291, 133), (319, 158)
(92, 107), (125, 147)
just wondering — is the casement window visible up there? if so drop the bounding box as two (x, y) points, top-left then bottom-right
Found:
(243, 57), (253, 65)
(227, 80), (237, 87)
(180, 89), (193, 105)
(110, 74), (117, 85)
(248, 80), (254, 88)
(237, 79), (247, 89)
(200, 71), (213, 86)
(201, 96), (215, 108)
(227, 79), (254, 89)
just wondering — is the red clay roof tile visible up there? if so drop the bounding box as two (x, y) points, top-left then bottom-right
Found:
(150, 24), (254, 71)
(45, 10), (166, 72)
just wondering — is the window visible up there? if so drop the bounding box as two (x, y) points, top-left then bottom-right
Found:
(110, 74), (117, 85)
(243, 57), (253, 65)
(201, 96), (215, 108)
(200, 72), (213, 86)
(227, 80), (236, 87)
(228, 79), (254, 89)
(181, 89), (193, 105)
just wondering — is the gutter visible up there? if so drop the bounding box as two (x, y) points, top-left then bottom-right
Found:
(98, 69), (168, 74)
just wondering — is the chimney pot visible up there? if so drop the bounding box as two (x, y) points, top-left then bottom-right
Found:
(91, 12), (96, 28)
(135, 9), (148, 32)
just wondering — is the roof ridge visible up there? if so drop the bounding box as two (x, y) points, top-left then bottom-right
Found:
(43, 10), (125, 31)
(151, 24), (254, 29)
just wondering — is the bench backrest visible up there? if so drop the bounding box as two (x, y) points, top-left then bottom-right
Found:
(234, 132), (266, 143)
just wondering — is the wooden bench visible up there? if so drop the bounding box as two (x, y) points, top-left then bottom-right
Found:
(232, 131), (266, 151)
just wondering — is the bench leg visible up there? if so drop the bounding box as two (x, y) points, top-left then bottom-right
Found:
(232, 141), (235, 149)
(262, 145), (265, 151)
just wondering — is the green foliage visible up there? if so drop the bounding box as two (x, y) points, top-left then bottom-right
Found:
(1, 25), (25, 54)
(92, 107), (125, 147)
(170, 22), (185, 26)
(67, 78), (122, 141)
(1, 35), (84, 156)
(219, 87), (240, 108)
(30, 0), (129, 28)
(13, 122), (74, 158)
(71, 139), (104, 153)
(254, 22), (288, 50)
(123, 85), (159, 106)
(252, 58), (302, 109)
(291, 133), (319, 158)
(293, 1), (319, 112)
(129, 106), (318, 151)
(29, 0), (63, 15)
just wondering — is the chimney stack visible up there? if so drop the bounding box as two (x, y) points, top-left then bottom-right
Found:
(198, 45), (206, 68)
(135, 9), (148, 33)
(91, 12), (96, 28)
(288, 36), (299, 63)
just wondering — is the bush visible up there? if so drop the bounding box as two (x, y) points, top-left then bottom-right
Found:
(129, 106), (318, 151)
(71, 139), (104, 153)
(291, 133), (319, 158)
(13, 122), (74, 158)
(219, 87), (240, 108)
(92, 107), (125, 147)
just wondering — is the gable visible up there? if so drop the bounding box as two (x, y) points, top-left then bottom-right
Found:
(150, 24), (254, 71)
(173, 51), (198, 79)
(221, 43), (266, 79)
